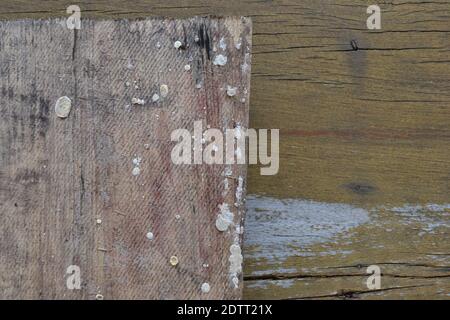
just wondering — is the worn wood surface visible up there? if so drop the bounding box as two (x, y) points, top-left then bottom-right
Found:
(1, 0), (449, 299)
(0, 17), (252, 299)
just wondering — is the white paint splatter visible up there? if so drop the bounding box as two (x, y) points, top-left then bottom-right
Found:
(184, 64), (191, 71)
(174, 40), (182, 49)
(219, 37), (227, 50)
(146, 231), (154, 240)
(229, 244), (243, 289)
(241, 53), (250, 72)
(213, 54), (228, 66)
(235, 176), (244, 205)
(152, 93), (160, 102)
(131, 167), (141, 176)
(131, 97), (145, 105)
(224, 167), (233, 177)
(215, 203), (234, 232)
(201, 282), (210, 293)
(226, 85), (237, 97)
(132, 157), (142, 166)
(55, 96), (72, 118)
(223, 178), (229, 197)
(169, 255), (179, 266)
(160, 84), (169, 98)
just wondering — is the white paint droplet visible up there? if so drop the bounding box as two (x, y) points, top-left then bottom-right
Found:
(184, 64), (191, 71)
(170, 255), (179, 266)
(146, 232), (154, 240)
(201, 282), (211, 293)
(213, 54), (228, 66)
(131, 98), (145, 105)
(174, 40), (182, 49)
(175, 214), (181, 220)
(132, 157), (142, 166)
(152, 93), (160, 102)
(202, 263), (209, 268)
(55, 96), (72, 118)
(132, 167), (141, 176)
(160, 84), (169, 98)
(226, 85), (237, 97)
(95, 293), (104, 300)
(96, 218), (102, 224)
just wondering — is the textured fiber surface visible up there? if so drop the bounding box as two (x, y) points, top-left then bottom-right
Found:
(0, 17), (252, 299)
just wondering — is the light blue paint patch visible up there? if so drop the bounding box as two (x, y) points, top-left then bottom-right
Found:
(243, 195), (370, 261)
(380, 203), (450, 234)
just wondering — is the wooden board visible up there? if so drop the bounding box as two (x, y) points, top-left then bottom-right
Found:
(0, 17), (252, 299)
(0, 0), (449, 299)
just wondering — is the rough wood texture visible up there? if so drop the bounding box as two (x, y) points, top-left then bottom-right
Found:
(1, 0), (449, 299)
(0, 17), (252, 299)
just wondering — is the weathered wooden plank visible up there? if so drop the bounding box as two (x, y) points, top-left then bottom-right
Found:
(0, 0), (449, 299)
(0, 17), (252, 299)
(243, 196), (449, 299)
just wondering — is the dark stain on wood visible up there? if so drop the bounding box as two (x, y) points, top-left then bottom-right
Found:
(344, 182), (376, 196)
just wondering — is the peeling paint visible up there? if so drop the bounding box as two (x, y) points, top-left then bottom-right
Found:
(244, 195), (370, 260)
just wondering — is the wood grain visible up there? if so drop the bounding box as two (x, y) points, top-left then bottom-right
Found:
(0, 17), (252, 299)
(0, 0), (449, 299)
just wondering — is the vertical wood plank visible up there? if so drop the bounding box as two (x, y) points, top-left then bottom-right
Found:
(0, 17), (252, 299)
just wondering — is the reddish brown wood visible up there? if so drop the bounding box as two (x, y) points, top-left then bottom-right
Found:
(0, 17), (252, 299)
